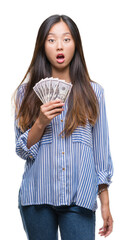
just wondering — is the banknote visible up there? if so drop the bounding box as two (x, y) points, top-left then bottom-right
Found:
(33, 77), (73, 104)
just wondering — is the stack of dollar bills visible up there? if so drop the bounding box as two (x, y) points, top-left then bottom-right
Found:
(33, 77), (73, 104)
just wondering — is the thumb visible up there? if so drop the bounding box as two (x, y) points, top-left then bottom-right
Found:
(103, 219), (108, 232)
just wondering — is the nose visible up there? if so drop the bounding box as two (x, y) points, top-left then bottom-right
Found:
(56, 39), (63, 50)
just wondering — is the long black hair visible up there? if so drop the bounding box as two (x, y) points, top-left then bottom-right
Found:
(13, 14), (99, 136)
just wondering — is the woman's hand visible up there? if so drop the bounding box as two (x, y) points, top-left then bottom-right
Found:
(37, 99), (65, 127)
(99, 204), (114, 237)
(27, 99), (64, 148)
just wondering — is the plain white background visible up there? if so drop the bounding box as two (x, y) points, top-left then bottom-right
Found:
(0, 0), (128, 239)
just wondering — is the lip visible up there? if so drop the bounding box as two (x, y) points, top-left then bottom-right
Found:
(56, 53), (65, 58)
(56, 53), (65, 63)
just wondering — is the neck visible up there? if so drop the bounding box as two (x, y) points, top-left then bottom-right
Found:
(51, 67), (71, 83)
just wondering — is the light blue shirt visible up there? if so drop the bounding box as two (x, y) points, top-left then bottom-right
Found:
(15, 81), (114, 212)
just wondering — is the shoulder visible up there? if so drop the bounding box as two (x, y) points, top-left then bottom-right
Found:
(16, 83), (28, 108)
(90, 81), (104, 100)
(16, 72), (30, 99)
(16, 83), (27, 99)
(17, 82), (27, 95)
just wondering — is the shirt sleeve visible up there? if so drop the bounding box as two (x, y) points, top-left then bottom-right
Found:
(14, 84), (40, 161)
(92, 88), (114, 187)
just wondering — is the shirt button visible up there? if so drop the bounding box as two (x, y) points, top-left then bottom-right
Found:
(61, 119), (63, 122)
(62, 152), (64, 154)
(62, 168), (65, 171)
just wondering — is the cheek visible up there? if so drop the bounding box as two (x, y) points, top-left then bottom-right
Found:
(67, 45), (75, 59)
(45, 45), (54, 61)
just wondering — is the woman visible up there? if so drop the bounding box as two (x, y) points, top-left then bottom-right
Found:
(14, 14), (114, 240)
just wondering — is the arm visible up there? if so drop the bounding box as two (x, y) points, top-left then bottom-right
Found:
(98, 183), (109, 206)
(27, 118), (46, 149)
(14, 84), (50, 159)
(92, 87), (114, 237)
(14, 84), (41, 161)
(27, 100), (64, 148)
(14, 84), (65, 157)
(15, 124), (41, 161)
(98, 189), (113, 238)
(92, 88), (114, 188)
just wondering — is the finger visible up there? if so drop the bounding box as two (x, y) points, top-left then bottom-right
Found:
(98, 227), (106, 234)
(104, 226), (112, 237)
(99, 227), (103, 231)
(45, 102), (65, 111)
(99, 230), (106, 236)
(50, 112), (63, 118)
(41, 99), (63, 107)
(47, 107), (64, 116)
(106, 216), (113, 232)
(105, 219), (113, 236)
(109, 216), (114, 230)
(99, 221), (113, 237)
(98, 226), (105, 234)
(98, 227), (104, 232)
(40, 103), (64, 115)
(99, 221), (108, 236)
(103, 219), (108, 232)
(104, 230), (111, 237)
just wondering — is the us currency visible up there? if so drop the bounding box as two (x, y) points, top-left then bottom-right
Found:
(48, 77), (58, 101)
(44, 78), (50, 102)
(33, 86), (44, 103)
(33, 77), (48, 103)
(33, 84), (44, 103)
(56, 80), (72, 102)
(33, 77), (73, 104)
(50, 78), (60, 100)
(37, 77), (49, 103)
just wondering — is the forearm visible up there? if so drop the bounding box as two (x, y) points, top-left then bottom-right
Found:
(27, 118), (47, 149)
(98, 184), (109, 206)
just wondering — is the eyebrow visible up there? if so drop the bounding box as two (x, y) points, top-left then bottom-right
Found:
(48, 32), (71, 36)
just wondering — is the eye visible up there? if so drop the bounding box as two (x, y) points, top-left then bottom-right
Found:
(48, 39), (55, 43)
(64, 38), (70, 42)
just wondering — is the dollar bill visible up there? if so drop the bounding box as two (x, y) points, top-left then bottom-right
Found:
(33, 77), (73, 104)
(57, 80), (72, 102)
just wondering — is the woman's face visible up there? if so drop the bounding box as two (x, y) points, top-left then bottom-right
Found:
(44, 21), (75, 71)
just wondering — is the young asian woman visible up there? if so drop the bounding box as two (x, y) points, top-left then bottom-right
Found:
(13, 14), (114, 240)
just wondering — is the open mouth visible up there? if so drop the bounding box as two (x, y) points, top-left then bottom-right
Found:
(56, 53), (65, 63)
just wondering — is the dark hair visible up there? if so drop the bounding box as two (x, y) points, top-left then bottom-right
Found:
(13, 14), (99, 136)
